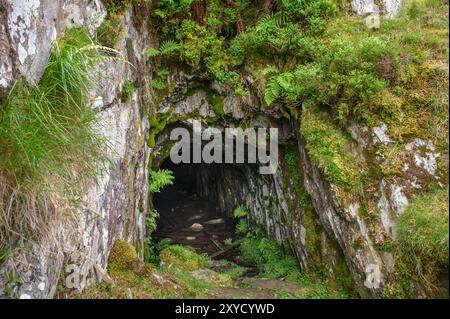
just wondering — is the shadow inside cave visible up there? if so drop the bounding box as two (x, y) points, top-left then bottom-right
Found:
(152, 159), (240, 257)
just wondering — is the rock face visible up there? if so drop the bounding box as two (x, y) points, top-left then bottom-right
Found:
(0, 1), (153, 298)
(299, 120), (444, 297)
(0, 0), (105, 87)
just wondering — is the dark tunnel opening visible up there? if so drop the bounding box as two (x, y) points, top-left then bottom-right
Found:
(153, 158), (252, 256)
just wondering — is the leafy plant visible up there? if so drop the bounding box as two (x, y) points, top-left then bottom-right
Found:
(159, 244), (207, 271)
(146, 209), (160, 233)
(233, 205), (248, 235)
(151, 68), (170, 91)
(155, 0), (194, 19)
(121, 79), (135, 102)
(146, 47), (160, 58)
(233, 205), (248, 218)
(148, 169), (174, 193)
(235, 218), (248, 235)
(239, 232), (300, 280)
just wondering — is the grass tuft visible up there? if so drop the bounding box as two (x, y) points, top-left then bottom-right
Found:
(392, 187), (449, 297)
(0, 27), (116, 249)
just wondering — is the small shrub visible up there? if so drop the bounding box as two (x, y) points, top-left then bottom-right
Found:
(146, 209), (160, 234)
(408, 1), (422, 19)
(146, 47), (160, 58)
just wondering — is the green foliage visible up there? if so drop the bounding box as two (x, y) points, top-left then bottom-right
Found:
(300, 106), (364, 192)
(274, 275), (348, 299)
(96, 0), (147, 47)
(234, 205), (248, 235)
(238, 231), (349, 298)
(283, 147), (303, 197)
(148, 169), (174, 193)
(397, 188), (449, 263)
(76, 239), (213, 299)
(146, 237), (173, 264)
(102, 0), (132, 15)
(0, 28), (113, 183)
(153, 0), (247, 89)
(97, 14), (123, 47)
(263, 36), (394, 123)
(159, 40), (182, 58)
(235, 218), (249, 235)
(0, 28), (115, 246)
(239, 233), (300, 280)
(108, 239), (139, 272)
(205, 88), (225, 115)
(221, 263), (246, 280)
(159, 245), (207, 271)
(281, 0), (338, 33)
(146, 209), (160, 233)
(151, 68), (169, 91)
(393, 187), (449, 297)
(149, 0), (448, 136)
(146, 47), (160, 58)
(2, 273), (22, 297)
(233, 205), (248, 218)
(121, 79), (135, 103)
(155, 0), (194, 19)
(407, 1), (422, 19)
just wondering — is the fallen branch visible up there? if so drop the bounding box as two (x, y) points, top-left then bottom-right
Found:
(210, 242), (240, 259)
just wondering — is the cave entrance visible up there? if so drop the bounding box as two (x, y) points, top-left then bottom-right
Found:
(153, 158), (247, 257)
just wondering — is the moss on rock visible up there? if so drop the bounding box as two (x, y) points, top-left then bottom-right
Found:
(160, 245), (208, 271)
(300, 106), (366, 197)
(108, 239), (139, 272)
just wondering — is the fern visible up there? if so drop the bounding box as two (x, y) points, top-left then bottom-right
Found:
(159, 40), (181, 57)
(264, 72), (294, 106)
(264, 77), (281, 106)
(149, 169), (174, 193)
(147, 47), (160, 58)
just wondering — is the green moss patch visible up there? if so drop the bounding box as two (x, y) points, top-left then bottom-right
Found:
(160, 245), (208, 271)
(205, 88), (225, 116)
(73, 240), (214, 299)
(300, 106), (366, 194)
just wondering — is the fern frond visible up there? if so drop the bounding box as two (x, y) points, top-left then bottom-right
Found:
(159, 40), (181, 56)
